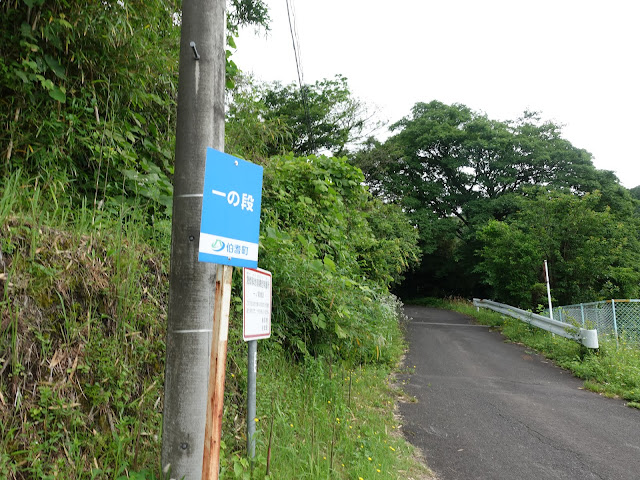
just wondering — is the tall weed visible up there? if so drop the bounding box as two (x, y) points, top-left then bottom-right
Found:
(0, 177), (167, 478)
(260, 155), (419, 361)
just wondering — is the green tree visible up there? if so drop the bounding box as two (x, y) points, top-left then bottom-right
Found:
(354, 101), (629, 298)
(356, 102), (598, 230)
(476, 189), (640, 308)
(475, 220), (544, 307)
(225, 75), (294, 161)
(227, 74), (380, 158)
(228, 0), (270, 35)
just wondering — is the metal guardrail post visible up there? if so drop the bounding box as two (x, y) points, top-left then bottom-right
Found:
(580, 304), (585, 326)
(611, 299), (619, 347)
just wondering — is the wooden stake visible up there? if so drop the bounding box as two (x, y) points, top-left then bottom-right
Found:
(202, 264), (233, 480)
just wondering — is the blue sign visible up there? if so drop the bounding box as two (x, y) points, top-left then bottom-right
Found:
(198, 148), (263, 268)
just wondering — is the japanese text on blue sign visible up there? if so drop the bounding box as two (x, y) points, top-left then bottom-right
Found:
(198, 148), (263, 268)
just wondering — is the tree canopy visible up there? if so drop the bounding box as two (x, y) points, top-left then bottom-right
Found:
(356, 101), (605, 228)
(353, 101), (640, 307)
(1, 0), (269, 213)
(226, 74), (380, 159)
(476, 189), (640, 307)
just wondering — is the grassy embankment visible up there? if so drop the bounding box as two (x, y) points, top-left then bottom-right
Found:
(412, 298), (640, 409)
(0, 175), (431, 479)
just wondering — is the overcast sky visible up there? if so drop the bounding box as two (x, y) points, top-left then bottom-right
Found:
(233, 0), (640, 188)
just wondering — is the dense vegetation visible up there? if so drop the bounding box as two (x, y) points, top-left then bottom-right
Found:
(259, 154), (419, 361)
(2, 0), (640, 478)
(1, 0), (269, 212)
(353, 101), (640, 308)
(0, 178), (424, 478)
(1, 1), (424, 479)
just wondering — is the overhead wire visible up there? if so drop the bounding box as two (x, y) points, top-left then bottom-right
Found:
(285, 0), (314, 152)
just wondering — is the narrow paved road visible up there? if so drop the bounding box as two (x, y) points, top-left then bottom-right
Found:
(398, 306), (640, 480)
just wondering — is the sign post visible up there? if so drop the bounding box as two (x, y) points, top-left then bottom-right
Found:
(199, 148), (263, 480)
(247, 339), (258, 461)
(243, 267), (272, 462)
(544, 260), (553, 320)
(202, 264), (233, 479)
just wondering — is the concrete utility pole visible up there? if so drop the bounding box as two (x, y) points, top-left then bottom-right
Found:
(161, 0), (226, 478)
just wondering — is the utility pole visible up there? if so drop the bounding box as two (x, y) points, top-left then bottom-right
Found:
(161, 0), (226, 478)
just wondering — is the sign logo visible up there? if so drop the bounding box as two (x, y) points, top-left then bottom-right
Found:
(211, 239), (225, 252)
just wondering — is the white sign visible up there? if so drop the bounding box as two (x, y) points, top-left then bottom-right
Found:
(243, 268), (272, 341)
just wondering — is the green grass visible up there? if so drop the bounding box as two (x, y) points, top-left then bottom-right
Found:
(221, 346), (431, 479)
(1, 185), (168, 478)
(0, 176), (431, 479)
(413, 297), (640, 407)
(218, 293), (432, 479)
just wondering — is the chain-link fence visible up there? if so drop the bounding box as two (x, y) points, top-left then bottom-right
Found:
(548, 300), (640, 343)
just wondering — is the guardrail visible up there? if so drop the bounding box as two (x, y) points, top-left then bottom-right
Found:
(473, 298), (599, 349)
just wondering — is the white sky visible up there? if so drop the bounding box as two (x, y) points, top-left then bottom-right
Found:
(233, 0), (640, 188)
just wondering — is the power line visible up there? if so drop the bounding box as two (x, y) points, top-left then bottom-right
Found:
(285, 0), (303, 88)
(285, 0), (314, 153)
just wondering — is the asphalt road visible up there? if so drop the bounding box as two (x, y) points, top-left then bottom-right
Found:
(398, 306), (640, 480)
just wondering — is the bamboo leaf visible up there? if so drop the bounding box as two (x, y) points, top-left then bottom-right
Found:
(48, 85), (66, 103)
(44, 55), (66, 80)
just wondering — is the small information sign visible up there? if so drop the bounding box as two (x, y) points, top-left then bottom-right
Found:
(199, 148), (263, 268)
(243, 268), (272, 341)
